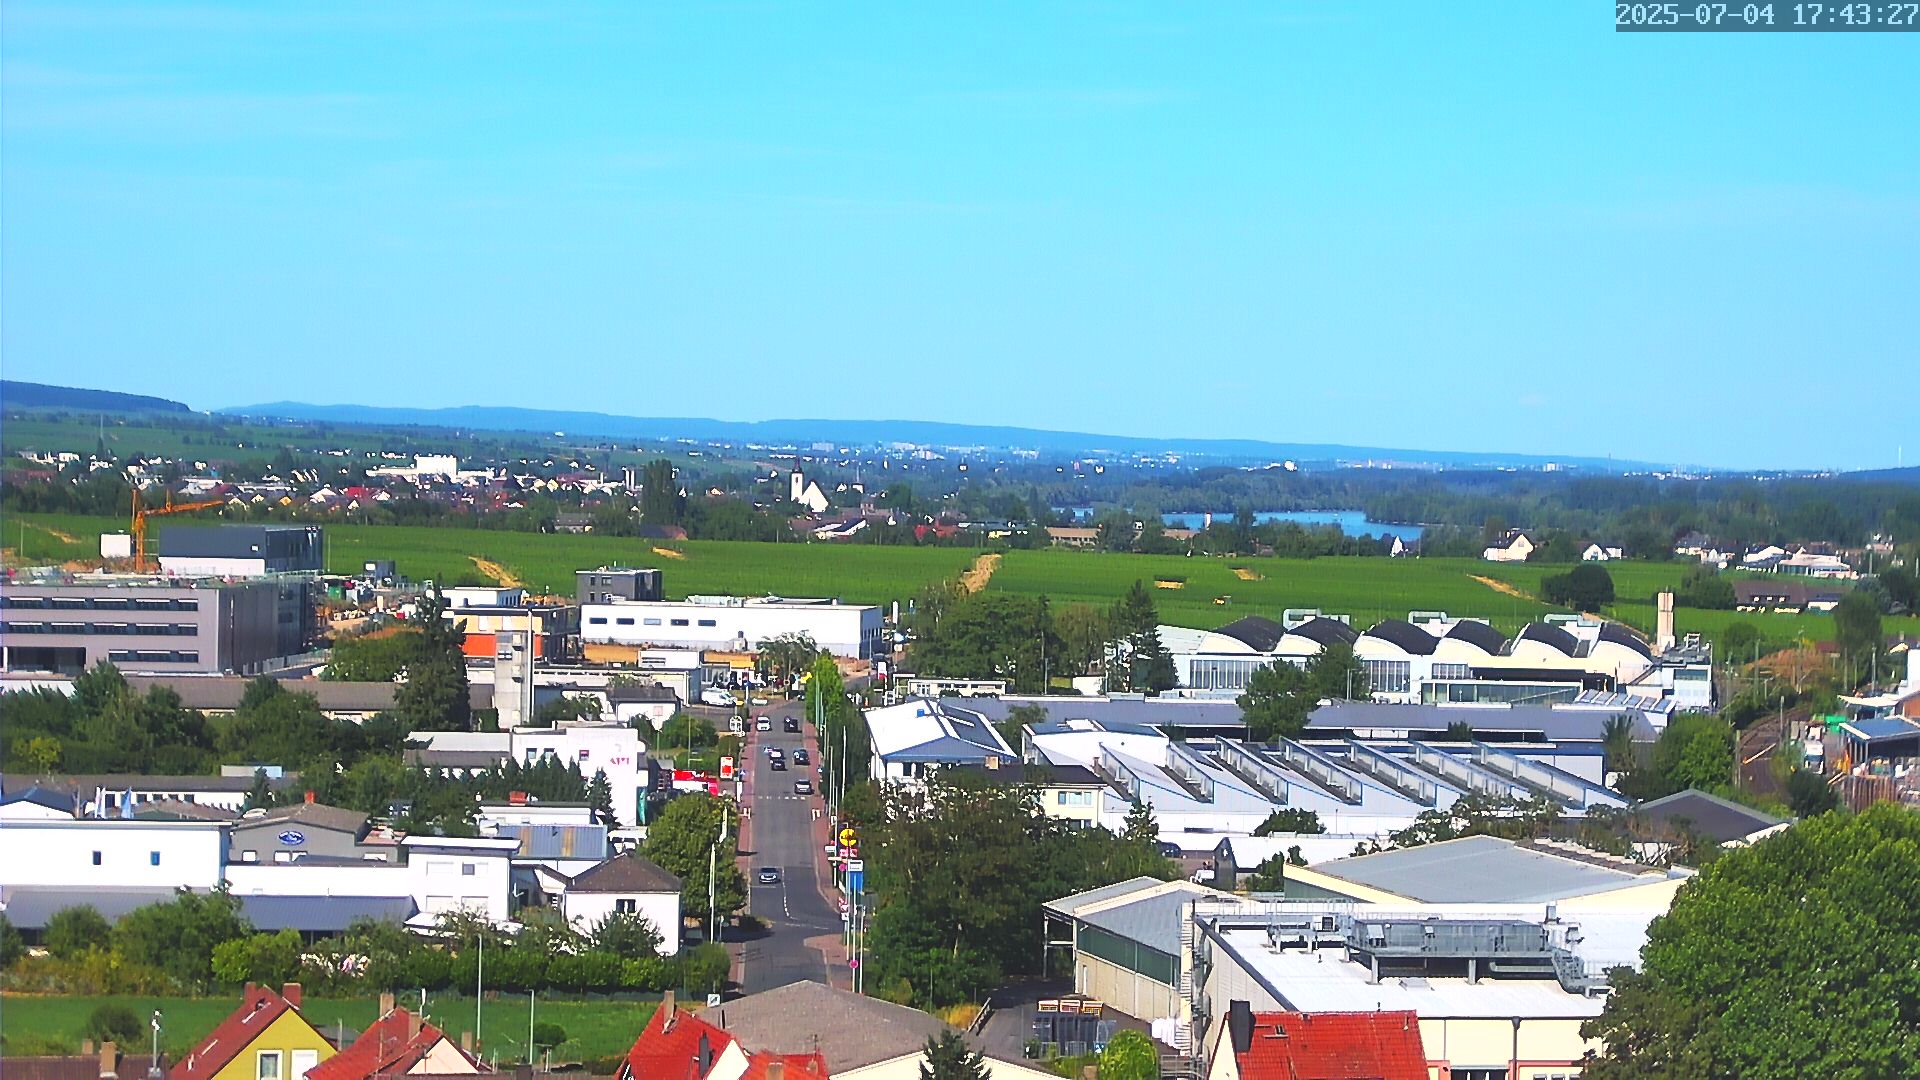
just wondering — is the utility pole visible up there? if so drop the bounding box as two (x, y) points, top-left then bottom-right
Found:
(527, 992), (535, 1070)
(475, 932), (484, 1046)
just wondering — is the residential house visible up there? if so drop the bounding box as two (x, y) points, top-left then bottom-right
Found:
(1206, 1006), (1427, 1080)
(1734, 579), (1845, 613)
(1580, 541), (1625, 562)
(937, 760), (1106, 829)
(692, 982), (1059, 1080)
(617, 993), (828, 1080)
(1778, 549), (1857, 579)
(169, 984), (335, 1080)
(558, 852), (685, 954)
(306, 1000), (489, 1080)
(1044, 527), (1101, 550)
(1480, 530), (1534, 563)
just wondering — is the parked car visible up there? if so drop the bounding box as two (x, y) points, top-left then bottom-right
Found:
(793, 779), (814, 796)
(783, 716), (801, 733)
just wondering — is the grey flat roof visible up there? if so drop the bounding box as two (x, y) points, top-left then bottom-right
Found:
(1079, 890), (1198, 955)
(1044, 875), (1168, 918)
(1311, 835), (1668, 903)
(956, 696), (1246, 731)
(238, 894), (416, 932)
(0, 885), (185, 928)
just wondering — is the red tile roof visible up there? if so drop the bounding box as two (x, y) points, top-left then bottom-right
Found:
(306, 1009), (475, 1080)
(739, 1052), (830, 1080)
(619, 1005), (737, 1080)
(1235, 1012), (1427, 1080)
(170, 987), (308, 1080)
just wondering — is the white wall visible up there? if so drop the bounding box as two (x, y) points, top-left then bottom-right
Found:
(513, 724), (647, 827)
(561, 889), (683, 955)
(0, 820), (226, 889)
(581, 599), (883, 658)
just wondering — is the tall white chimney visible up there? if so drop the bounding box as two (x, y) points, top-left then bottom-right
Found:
(1655, 591), (1676, 653)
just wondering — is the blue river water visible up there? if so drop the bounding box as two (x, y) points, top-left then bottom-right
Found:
(1055, 508), (1425, 542)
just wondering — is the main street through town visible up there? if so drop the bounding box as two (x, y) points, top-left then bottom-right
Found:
(732, 698), (848, 994)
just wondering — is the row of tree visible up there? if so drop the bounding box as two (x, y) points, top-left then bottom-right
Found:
(908, 579), (1176, 695)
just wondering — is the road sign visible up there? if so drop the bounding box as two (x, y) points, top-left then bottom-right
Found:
(838, 827), (858, 845)
(844, 859), (864, 873)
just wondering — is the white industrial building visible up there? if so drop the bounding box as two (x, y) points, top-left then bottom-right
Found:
(582, 594), (885, 659)
(863, 698), (1020, 783)
(405, 721), (649, 827)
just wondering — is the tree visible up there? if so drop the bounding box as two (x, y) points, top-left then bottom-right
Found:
(113, 889), (252, 989)
(912, 593), (1061, 694)
(1303, 644), (1368, 701)
(86, 1003), (144, 1047)
(1252, 809), (1324, 836)
(211, 930), (303, 986)
(639, 459), (684, 526)
(1123, 799), (1159, 845)
(0, 913), (23, 968)
(587, 769), (619, 827)
(590, 910), (664, 956)
(45, 905), (111, 960)
(1785, 769), (1840, 817)
(1676, 564), (1736, 610)
(1719, 621), (1762, 661)
(1879, 566), (1919, 612)
(1052, 603), (1112, 678)
(642, 795), (746, 916)
(531, 1022), (568, 1053)
(919, 1031), (990, 1080)
(1648, 712), (1734, 796)
(1237, 662), (1309, 741)
(1581, 805), (1920, 1077)
(395, 587), (472, 732)
(1833, 589), (1885, 684)
(1106, 582), (1175, 694)
(1541, 564), (1615, 611)
(995, 703), (1050, 756)
(656, 713), (718, 752)
(1099, 1030), (1159, 1080)
(759, 632), (822, 687)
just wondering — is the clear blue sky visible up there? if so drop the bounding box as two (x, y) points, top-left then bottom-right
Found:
(3, 3), (1915, 470)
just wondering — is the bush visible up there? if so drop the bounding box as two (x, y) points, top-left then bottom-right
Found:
(1099, 1030), (1158, 1080)
(621, 955), (674, 992)
(531, 1022), (568, 1051)
(45, 906), (112, 961)
(86, 1003), (144, 1047)
(676, 943), (729, 995)
(0, 913), (23, 968)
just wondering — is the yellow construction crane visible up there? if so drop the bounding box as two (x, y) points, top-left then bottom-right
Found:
(131, 489), (225, 570)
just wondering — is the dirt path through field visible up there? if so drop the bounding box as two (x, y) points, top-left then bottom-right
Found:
(30, 523), (82, 544)
(469, 555), (523, 588)
(1470, 574), (1535, 602)
(960, 552), (1002, 593)
(651, 546), (686, 560)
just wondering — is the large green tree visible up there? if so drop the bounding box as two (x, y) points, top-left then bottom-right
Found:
(1106, 581), (1175, 694)
(395, 587), (472, 732)
(912, 592), (1061, 694)
(1581, 805), (1920, 1077)
(1833, 589), (1886, 683)
(638, 459), (684, 525)
(641, 794), (746, 917)
(919, 1032), (989, 1080)
(1647, 712), (1734, 796)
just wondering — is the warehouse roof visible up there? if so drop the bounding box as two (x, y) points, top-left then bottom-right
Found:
(1307, 835), (1673, 904)
(1633, 789), (1788, 844)
(238, 895), (416, 932)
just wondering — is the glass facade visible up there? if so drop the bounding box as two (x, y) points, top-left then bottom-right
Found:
(1363, 659), (1412, 694)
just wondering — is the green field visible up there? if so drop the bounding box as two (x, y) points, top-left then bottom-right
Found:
(12, 512), (1913, 646)
(0, 992), (657, 1063)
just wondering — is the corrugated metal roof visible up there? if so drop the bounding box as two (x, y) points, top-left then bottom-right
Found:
(1043, 876), (1167, 918)
(494, 822), (609, 861)
(1079, 888), (1206, 955)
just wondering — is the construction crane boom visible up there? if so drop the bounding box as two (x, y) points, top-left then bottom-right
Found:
(131, 489), (226, 571)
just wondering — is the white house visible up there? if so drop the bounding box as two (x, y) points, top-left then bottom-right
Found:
(558, 852), (684, 954)
(1481, 530), (1534, 562)
(1580, 542), (1625, 562)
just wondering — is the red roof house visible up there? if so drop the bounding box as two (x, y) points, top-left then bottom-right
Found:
(617, 994), (828, 1080)
(1222, 1004), (1427, 1080)
(307, 1003), (488, 1080)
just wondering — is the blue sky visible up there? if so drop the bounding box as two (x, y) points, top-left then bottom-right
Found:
(3, 3), (1915, 470)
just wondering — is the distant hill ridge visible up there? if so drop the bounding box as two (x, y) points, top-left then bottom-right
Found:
(3, 380), (192, 415)
(225, 399), (1658, 472)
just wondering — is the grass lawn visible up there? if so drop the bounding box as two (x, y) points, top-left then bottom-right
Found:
(0, 992), (657, 1064)
(12, 513), (1911, 647)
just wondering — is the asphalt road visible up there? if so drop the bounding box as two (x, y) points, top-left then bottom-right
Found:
(738, 700), (843, 993)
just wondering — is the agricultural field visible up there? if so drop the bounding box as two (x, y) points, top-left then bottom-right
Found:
(0, 992), (657, 1063)
(10, 513), (1911, 647)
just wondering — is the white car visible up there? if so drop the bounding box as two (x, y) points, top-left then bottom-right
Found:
(756, 718), (772, 732)
(700, 687), (737, 708)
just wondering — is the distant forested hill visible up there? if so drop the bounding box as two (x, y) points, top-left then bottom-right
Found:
(2, 380), (193, 414)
